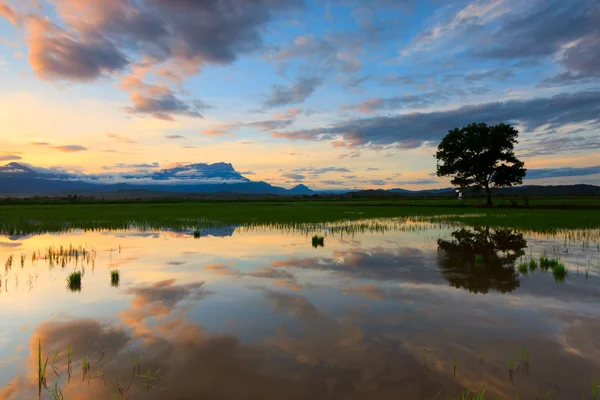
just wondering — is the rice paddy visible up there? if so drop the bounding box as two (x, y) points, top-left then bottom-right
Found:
(1, 214), (599, 399)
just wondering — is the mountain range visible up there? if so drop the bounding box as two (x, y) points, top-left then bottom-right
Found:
(0, 162), (313, 196)
(1, 162), (599, 197)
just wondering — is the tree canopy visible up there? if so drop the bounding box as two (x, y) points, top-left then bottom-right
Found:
(435, 122), (526, 205)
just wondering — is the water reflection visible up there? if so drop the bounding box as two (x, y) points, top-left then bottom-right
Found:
(437, 227), (527, 294)
(0, 222), (599, 399)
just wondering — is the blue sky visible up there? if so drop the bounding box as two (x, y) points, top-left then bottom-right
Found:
(0, 0), (599, 189)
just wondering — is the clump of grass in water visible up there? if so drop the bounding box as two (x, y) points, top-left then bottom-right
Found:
(518, 262), (529, 275)
(5, 254), (13, 273)
(67, 271), (82, 292)
(111, 269), (120, 287)
(312, 235), (325, 248)
(529, 258), (538, 271)
(553, 262), (568, 282)
(475, 254), (484, 264)
(193, 229), (201, 239)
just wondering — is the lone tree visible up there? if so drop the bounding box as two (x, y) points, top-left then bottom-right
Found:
(435, 122), (526, 205)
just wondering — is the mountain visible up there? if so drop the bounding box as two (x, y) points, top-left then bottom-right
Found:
(0, 162), (295, 196)
(287, 184), (315, 195)
(2, 162), (599, 198)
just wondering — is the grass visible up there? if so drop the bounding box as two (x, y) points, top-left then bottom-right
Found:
(312, 235), (325, 248)
(475, 254), (484, 264)
(553, 262), (568, 282)
(1, 200), (600, 236)
(110, 269), (120, 287)
(528, 258), (538, 271)
(518, 262), (528, 274)
(67, 271), (82, 292)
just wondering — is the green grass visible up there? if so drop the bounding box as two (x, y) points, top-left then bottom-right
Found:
(110, 269), (120, 287)
(311, 235), (325, 248)
(518, 262), (528, 274)
(67, 271), (82, 292)
(552, 262), (568, 282)
(528, 258), (538, 271)
(1, 200), (600, 236)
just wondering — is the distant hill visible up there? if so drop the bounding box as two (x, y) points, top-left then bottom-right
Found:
(0, 162), (295, 196)
(288, 184), (315, 195)
(2, 162), (599, 198)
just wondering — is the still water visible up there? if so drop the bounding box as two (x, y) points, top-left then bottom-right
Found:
(1, 220), (599, 399)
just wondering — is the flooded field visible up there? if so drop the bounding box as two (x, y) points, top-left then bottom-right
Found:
(1, 219), (599, 399)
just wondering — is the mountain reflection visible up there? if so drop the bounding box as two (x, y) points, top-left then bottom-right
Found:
(437, 227), (527, 294)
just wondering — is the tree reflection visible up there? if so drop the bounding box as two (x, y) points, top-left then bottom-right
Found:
(437, 227), (527, 294)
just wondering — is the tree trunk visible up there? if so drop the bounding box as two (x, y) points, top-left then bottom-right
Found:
(485, 185), (492, 206)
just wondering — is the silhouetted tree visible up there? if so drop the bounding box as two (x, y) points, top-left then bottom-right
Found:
(437, 227), (527, 294)
(435, 123), (526, 205)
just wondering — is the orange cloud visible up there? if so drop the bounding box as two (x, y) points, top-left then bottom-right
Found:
(0, 2), (22, 27)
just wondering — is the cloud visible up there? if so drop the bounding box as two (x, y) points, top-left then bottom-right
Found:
(106, 133), (137, 144)
(246, 267), (296, 280)
(394, 179), (438, 185)
(272, 90), (600, 149)
(337, 152), (360, 159)
(29, 142), (50, 146)
(293, 167), (351, 176)
(10, 0), (303, 82)
(282, 173), (305, 181)
(202, 124), (235, 137)
(52, 145), (88, 152)
(263, 76), (322, 108)
(101, 162), (159, 171)
(121, 77), (207, 120)
(0, 2), (22, 27)
(0, 154), (22, 161)
(6, 0), (303, 120)
(525, 165), (600, 180)
(321, 180), (344, 185)
(25, 14), (128, 82)
(246, 119), (294, 132)
(464, 68), (514, 82)
(122, 279), (208, 325)
(165, 135), (186, 140)
(519, 134), (600, 157)
(266, 34), (362, 75)
(202, 263), (241, 277)
(369, 179), (386, 186)
(271, 246), (427, 282)
(475, 1), (599, 61)
(262, 290), (322, 321)
(343, 92), (446, 114)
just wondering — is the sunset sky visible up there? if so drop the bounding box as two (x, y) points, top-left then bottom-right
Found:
(1, 0), (599, 190)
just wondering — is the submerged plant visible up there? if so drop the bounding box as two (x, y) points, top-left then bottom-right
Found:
(110, 269), (120, 287)
(312, 235), (325, 248)
(140, 368), (161, 391)
(67, 271), (82, 292)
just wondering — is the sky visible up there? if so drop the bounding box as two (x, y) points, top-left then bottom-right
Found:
(0, 0), (599, 190)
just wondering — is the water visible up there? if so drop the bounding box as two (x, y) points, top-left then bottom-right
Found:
(1, 220), (599, 399)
